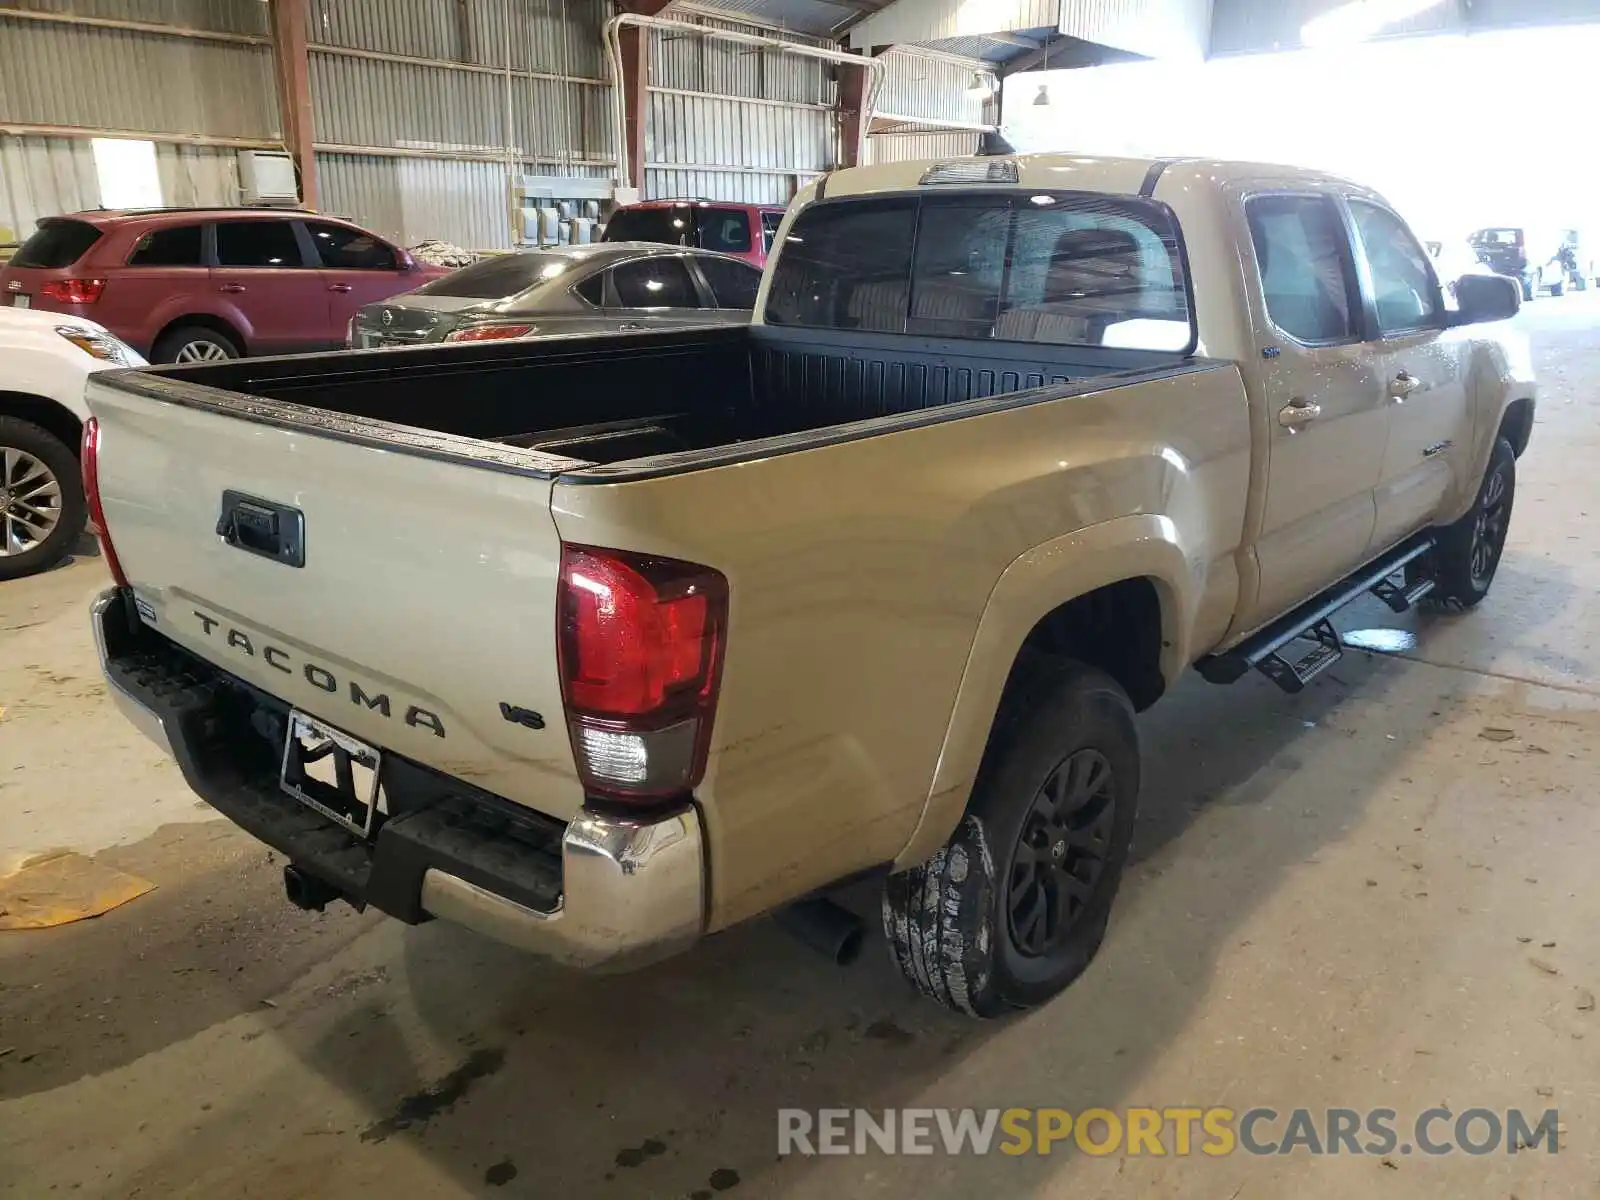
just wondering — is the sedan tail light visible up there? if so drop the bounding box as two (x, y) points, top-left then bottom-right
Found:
(81, 418), (130, 587)
(557, 545), (728, 803)
(41, 278), (106, 305)
(445, 324), (535, 342)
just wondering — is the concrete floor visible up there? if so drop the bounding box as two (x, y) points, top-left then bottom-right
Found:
(2, 301), (1598, 1199)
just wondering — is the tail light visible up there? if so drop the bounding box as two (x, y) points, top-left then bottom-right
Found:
(445, 324), (535, 342)
(557, 545), (727, 803)
(41, 278), (106, 305)
(81, 417), (129, 588)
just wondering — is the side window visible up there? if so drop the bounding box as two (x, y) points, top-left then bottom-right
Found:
(1349, 200), (1442, 336)
(696, 256), (761, 309)
(127, 224), (203, 267)
(761, 211), (784, 253)
(215, 220), (306, 268)
(609, 257), (702, 308)
(700, 210), (752, 255)
(765, 198), (918, 333)
(1245, 195), (1359, 345)
(574, 273), (605, 306)
(305, 221), (398, 270)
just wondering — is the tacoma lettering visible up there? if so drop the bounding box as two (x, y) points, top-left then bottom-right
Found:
(191, 609), (445, 737)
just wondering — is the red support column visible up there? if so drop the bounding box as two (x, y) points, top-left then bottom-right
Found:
(836, 50), (876, 169)
(270, 0), (317, 208)
(619, 24), (649, 197)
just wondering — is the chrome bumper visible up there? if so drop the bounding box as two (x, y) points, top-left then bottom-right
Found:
(92, 588), (706, 971)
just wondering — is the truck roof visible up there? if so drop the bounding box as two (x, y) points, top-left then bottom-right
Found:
(816, 152), (1368, 201)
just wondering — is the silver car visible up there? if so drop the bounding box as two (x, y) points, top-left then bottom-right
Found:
(350, 242), (761, 348)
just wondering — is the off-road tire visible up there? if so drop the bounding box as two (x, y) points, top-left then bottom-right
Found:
(0, 416), (87, 581)
(1424, 436), (1516, 612)
(882, 661), (1140, 1017)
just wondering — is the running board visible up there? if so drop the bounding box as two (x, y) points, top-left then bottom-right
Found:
(1197, 535), (1436, 693)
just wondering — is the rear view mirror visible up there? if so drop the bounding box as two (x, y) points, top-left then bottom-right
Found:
(1452, 274), (1520, 325)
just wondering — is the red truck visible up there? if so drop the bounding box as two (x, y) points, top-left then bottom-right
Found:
(602, 200), (786, 268)
(0, 207), (444, 363)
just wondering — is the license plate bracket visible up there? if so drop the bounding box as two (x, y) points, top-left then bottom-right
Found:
(279, 710), (384, 838)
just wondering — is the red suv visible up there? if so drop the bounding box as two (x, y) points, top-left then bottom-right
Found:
(602, 200), (786, 269)
(0, 208), (445, 362)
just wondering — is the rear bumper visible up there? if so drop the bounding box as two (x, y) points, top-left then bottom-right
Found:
(91, 588), (705, 970)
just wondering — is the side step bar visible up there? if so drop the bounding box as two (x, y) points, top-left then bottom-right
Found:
(1197, 535), (1436, 694)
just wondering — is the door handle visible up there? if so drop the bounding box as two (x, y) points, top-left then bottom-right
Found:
(1390, 371), (1422, 401)
(617, 321), (643, 331)
(328, 283), (353, 294)
(219, 283), (246, 294)
(1278, 399), (1323, 430)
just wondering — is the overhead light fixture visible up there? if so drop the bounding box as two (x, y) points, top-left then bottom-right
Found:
(1033, 84), (1050, 105)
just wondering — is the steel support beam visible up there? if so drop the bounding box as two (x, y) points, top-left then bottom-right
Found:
(269, 0), (317, 208)
(837, 49), (876, 168)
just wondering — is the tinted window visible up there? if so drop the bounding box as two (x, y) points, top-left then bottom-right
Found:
(604, 207), (694, 247)
(574, 273), (604, 306)
(307, 221), (397, 270)
(699, 209), (751, 254)
(13, 219), (103, 268)
(127, 224), (203, 267)
(416, 252), (575, 299)
(1350, 201), (1442, 335)
(768, 194), (1192, 349)
(215, 220), (305, 268)
(761, 210), (784, 253)
(765, 198), (917, 333)
(695, 256), (760, 309)
(1246, 195), (1359, 344)
(610, 257), (700, 308)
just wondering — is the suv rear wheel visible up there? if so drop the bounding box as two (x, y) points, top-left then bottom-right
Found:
(882, 661), (1139, 1016)
(153, 325), (240, 364)
(0, 416), (87, 581)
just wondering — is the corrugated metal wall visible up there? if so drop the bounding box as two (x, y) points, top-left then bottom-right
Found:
(863, 129), (978, 164)
(1056, 0), (1212, 59)
(644, 14), (836, 204)
(846, 0), (1058, 52)
(874, 46), (991, 126)
(0, 9), (280, 138)
(1211, 0), (1600, 55)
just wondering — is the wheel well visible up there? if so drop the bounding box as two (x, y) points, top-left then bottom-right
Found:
(1499, 397), (1534, 459)
(1004, 578), (1167, 714)
(153, 314), (244, 356)
(0, 391), (84, 459)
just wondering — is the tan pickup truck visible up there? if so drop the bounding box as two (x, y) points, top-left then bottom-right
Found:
(86, 154), (1535, 1017)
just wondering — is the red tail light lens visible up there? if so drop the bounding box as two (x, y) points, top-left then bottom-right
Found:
(558, 545), (727, 802)
(445, 324), (535, 342)
(41, 278), (106, 305)
(80, 417), (129, 587)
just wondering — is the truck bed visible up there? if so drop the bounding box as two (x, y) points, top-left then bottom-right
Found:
(106, 324), (1202, 477)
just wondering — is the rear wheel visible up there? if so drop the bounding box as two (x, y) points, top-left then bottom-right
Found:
(882, 661), (1139, 1017)
(0, 417), (87, 581)
(1424, 436), (1516, 612)
(153, 325), (240, 364)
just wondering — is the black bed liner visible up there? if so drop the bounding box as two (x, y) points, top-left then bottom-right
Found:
(97, 324), (1223, 483)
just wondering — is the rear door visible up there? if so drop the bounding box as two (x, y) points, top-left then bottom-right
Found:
(1235, 191), (1387, 631)
(1345, 198), (1470, 552)
(212, 219), (325, 353)
(601, 254), (715, 327)
(114, 223), (209, 354)
(304, 220), (416, 338)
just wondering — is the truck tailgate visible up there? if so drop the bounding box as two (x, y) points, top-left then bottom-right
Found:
(86, 376), (587, 824)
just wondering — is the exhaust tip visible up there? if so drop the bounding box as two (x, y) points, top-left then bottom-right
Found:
(775, 898), (864, 967)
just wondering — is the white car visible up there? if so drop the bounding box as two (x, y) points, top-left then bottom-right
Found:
(0, 307), (144, 579)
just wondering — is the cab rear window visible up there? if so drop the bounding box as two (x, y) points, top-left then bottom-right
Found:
(12, 219), (103, 269)
(765, 192), (1195, 353)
